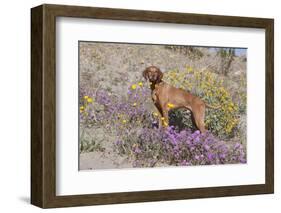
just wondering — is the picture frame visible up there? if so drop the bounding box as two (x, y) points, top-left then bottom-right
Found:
(31, 4), (274, 208)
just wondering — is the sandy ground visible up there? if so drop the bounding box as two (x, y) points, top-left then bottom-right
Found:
(79, 127), (133, 170)
(80, 151), (132, 170)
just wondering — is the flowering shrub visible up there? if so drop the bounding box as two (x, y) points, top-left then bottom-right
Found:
(114, 127), (246, 167)
(80, 82), (155, 133)
(164, 66), (241, 138)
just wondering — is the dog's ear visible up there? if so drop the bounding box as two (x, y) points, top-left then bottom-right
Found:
(143, 68), (149, 80)
(156, 68), (163, 82)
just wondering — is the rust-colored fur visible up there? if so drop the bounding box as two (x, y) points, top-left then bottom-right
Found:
(143, 66), (220, 133)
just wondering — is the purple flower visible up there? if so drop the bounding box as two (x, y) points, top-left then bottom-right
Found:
(194, 136), (200, 143)
(219, 153), (226, 159)
(204, 144), (210, 151)
(193, 130), (201, 135)
(133, 147), (142, 154)
(180, 160), (190, 166)
(239, 157), (247, 163)
(234, 143), (242, 150)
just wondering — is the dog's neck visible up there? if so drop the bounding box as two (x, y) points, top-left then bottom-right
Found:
(150, 80), (164, 91)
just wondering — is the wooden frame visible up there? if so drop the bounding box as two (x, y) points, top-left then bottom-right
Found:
(31, 4), (274, 208)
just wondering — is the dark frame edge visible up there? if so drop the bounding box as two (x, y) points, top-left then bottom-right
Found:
(42, 3), (273, 28)
(46, 184), (270, 208)
(31, 5), (44, 208)
(265, 19), (274, 194)
(31, 4), (57, 208)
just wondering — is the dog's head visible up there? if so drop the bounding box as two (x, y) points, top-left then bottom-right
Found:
(143, 66), (163, 83)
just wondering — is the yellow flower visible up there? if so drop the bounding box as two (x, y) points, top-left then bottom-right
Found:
(153, 112), (159, 117)
(84, 95), (89, 99)
(80, 106), (84, 113)
(167, 103), (175, 109)
(138, 82), (143, 87)
(131, 84), (137, 90)
(163, 121), (168, 127)
(122, 119), (127, 124)
(132, 102), (137, 107)
(87, 97), (93, 103)
(161, 117), (165, 121)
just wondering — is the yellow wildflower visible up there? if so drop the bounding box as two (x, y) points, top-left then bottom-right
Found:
(187, 66), (193, 73)
(138, 82), (143, 87)
(161, 117), (165, 121)
(167, 103), (175, 109)
(163, 121), (168, 127)
(84, 95), (89, 99)
(80, 106), (84, 113)
(132, 102), (137, 107)
(122, 119), (127, 124)
(153, 112), (159, 117)
(87, 97), (93, 103)
(131, 84), (137, 90)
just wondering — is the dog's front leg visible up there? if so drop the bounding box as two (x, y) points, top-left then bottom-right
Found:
(162, 109), (169, 127)
(153, 103), (164, 127)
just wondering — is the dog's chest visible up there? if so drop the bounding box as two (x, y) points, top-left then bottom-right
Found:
(152, 87), (160, 103)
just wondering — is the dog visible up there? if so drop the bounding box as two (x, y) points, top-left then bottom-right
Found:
(143, 65), (220, 133)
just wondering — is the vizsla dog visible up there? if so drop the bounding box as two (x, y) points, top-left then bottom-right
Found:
(143, 66), (220, 133)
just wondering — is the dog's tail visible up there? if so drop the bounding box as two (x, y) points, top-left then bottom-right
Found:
(205, 103), (221, 109)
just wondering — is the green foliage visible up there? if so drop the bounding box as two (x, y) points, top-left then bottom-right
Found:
(166, 46), (204, 60)
(80, 138), (105, 153)
(236, 75), (247, 113)
(216, 48), (235, 76)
